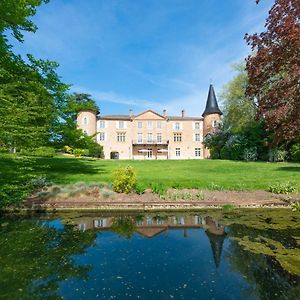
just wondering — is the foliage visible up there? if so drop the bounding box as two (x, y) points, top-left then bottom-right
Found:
(268, 182), (297, 194)
(290, 142), (300, 162)
(135, 183), (147, 195)
(0, 217), (96, 299)
(151, 182), (167, 196)
(268, 148), (287, 162)
(220, 63), (256, 133)
(222, 204), (236, 211)
(245, 0), (300, 143)
(111, 217), (136, 239)
(63, 145), (73, 154)
(291, 202), (300, 212)
(73, 148), (87, 158)
(112, 166), (137, 194)
(20, 146), (56, 157)
(29, 176), (52, 191)
(243, 147), (258, 161)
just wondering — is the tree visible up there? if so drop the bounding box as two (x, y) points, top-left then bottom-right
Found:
(220, 63), (257, 134)
(0, 0), (69, 151)
(245, 0), (300, 144)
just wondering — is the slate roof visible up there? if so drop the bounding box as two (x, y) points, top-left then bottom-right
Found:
(202, 84), (222, 117)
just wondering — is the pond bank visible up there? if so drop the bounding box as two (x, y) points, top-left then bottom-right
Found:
(14, 189), (299, 211)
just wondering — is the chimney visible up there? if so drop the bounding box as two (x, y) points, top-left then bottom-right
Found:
(163, 109), (166, 117)
(181, 110), (185, 118)
(129, 109), (133, 117)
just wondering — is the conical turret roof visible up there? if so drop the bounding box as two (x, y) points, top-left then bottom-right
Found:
(202, 84), (222, 117)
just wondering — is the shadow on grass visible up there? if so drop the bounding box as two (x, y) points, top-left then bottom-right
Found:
(276, 166), (300, 172)
(0, 155), (108, 186)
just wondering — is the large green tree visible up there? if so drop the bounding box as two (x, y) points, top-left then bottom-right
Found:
(220, 63), (257, 134)
(0, 0), (69, 151)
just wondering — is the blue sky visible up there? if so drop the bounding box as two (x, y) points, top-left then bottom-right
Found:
(9, 0), (273, 116)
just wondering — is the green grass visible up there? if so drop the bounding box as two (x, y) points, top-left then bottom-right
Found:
(1, 154), (300, 193)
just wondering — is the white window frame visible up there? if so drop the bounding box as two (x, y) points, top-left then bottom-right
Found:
(83, 117), (88, 125)
(174, 133), (182, 142)
(157, 121), (162, 129)
(175, 122), (180, 130)
(195, 148), (201, 157)
(137, 133), (143, 143)
(117, 132), (126, 142)
(98, 132), (105, 142)
(157, 133), (162, 143)
(138, 121), (143, 129)
(195, 133), (201, 142)
(147, 121), (152, 129)
(194, 122), (200, 130)
(147, 133), (153, 143)
(175, 147), (181, 157)
(99, 120), (105, 128)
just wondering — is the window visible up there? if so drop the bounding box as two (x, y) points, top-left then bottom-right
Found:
(146, 217), (153, 225)
(147, 133), (153, 143)
(79, 223), (86, 231)
(83, 117), (88, 125)
(195, 148), (201, 157)
(94, 219), (106, 228)
(147, 121), (152, 129)
(175, 147), (181, 157)
(118, 121), (124, 129)
(174, 217), (184, 225)
(137, 133), (143, 143)
(195, 133), (201, 142)
(136, 219), (143, 226)
(157, 133), (162, 143)
(156, 218), (164, 225)
(175, 122), (180, 130)
(195, 122), (200, 130)
(174, 133), (182, 142)
(212, 120), (218, 128)
(98, 132), (105, 142)
(138, 121), (143, 129)
(99, 120), (105, 128)
(157, 121), (162, 129)
(117, 132), (126, 142)
(83, 130), (88, 135)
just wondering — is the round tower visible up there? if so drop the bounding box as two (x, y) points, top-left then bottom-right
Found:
(77, 110), (97, 138)
(202, 84), (222, 158)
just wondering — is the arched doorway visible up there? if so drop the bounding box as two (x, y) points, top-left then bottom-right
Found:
(110, 152), (119, 159)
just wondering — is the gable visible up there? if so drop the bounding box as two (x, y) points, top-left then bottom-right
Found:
(134, 110), (165, 120)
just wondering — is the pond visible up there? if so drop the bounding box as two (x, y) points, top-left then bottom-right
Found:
(0, 209), (299, 300)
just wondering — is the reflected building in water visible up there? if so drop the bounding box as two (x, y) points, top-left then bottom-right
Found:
(74, 214), (226, 268)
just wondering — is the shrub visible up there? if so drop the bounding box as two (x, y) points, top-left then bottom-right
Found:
(63, 145), (73, 154)
(151, 182), (167, 196)
(112, 166), (137, 193)
(268, 148), (287, 162)
(291, 202), (300, 212)
(290, 143), (300, 162)
(87, 143), (104, 158)
(243, 147), (258, 161)
(20, 147), (56, 157)
(268, 182), (297, 194)
(34, 147), (56, 157)
(135, 183), (147, 195)
(195, 191), (204, 200)
(29, 176), (52, 191)
(73, 148), (86, 158)
(223, 204), (236, 211)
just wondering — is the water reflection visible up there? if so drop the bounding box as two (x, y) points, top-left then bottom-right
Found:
(75, 214), (227, 268)
(0, 210), (299, 300)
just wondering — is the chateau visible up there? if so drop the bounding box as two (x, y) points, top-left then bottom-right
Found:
(77, 84), (222, 160)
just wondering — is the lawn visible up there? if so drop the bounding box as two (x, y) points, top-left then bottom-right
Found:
(1, 154), (300, 192)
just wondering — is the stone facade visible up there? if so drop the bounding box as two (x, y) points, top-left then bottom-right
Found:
(77, 85), (222, 160)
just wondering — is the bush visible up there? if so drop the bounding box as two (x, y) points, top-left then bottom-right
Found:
(63, 145), (73, 154)
(87, 143), (104, 158)
(112, 166), (137, 193)
(73, 148), (86, 158)
(290, 143), (300, 162)
(268, 148), (287, 162)
(243, 147), (258, 161)
(20, 146), (56, 157)
(151, 182), (167, 196)
(34, 147), (56, 157)
(28, 176), (52, 191)
(135, 183), (147, 195)
(268, 182), (297, 194)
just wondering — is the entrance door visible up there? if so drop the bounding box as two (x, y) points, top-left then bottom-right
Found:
(147, 148), (153, 159)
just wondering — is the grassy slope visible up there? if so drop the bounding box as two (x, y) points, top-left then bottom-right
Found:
(1, 154), (299, 191)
